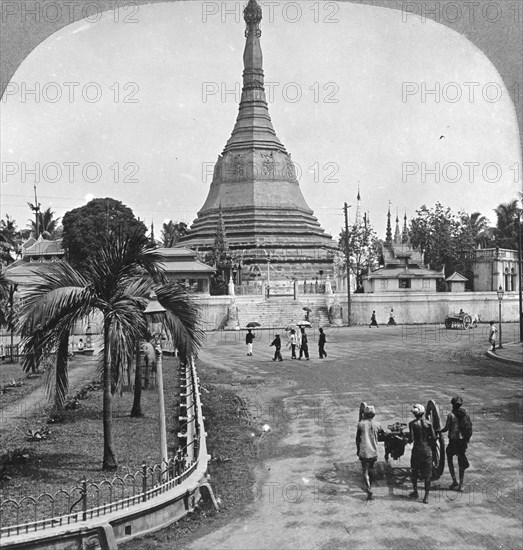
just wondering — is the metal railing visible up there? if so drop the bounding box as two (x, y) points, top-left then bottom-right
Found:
(0, 357), (207, 540)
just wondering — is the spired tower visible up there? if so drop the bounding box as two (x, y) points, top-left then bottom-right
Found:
(179, 0), (336, 281)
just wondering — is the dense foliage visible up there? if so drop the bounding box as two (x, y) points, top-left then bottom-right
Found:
(62, 197), (147, 271)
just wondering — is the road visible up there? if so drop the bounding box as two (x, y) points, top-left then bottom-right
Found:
(188, 324), (522, 550)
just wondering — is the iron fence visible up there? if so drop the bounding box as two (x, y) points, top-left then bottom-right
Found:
(0, 357), (204, 539)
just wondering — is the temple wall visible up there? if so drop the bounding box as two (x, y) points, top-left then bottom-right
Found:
(192, 292), (521, 330)
(344, 291), (520, 326)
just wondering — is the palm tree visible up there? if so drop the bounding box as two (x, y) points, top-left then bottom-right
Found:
(494, 200), (519, 249)
(15, 231), (168, 470)
(130, 280), (204, 417)
(27, 207), (60, 239)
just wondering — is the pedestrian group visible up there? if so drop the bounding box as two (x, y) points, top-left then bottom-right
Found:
(356, 396), (472, 503)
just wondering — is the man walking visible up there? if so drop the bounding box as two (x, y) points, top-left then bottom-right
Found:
(245, 329), (255, 356)
(408, 404), (436, 504)
(369, 310), (379, 328)
(289, 329), (298, 359)
(439, 396), (472, 492)
(356, 405), (384, 500)
(298, 328), (309, 360)
(270, 334), (283, 361)
(488, 321), (497, 352)
(318, 328), (327, 358)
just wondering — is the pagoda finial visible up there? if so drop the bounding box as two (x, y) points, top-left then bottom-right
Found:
(402, 211), (409, 244)
(394, 208), (401, 244)
(244, 0), (262, 36)
(355, 182), (362, 226)
(385, 202), (392, 244)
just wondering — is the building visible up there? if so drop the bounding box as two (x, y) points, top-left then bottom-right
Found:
(363, 208), (444, 293)
(460, 248), (520, 292)
(179, 0), (336, 282)
(157, 248), (214, 294)
(445, 272), (468, 292)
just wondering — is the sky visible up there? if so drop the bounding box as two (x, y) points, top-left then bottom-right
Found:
(0, 1), (521, 239)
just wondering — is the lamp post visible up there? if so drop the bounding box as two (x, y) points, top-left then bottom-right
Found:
(144, 291), (168, 472)
(496, 286), (504, 349)
(85, 324), (92, 349)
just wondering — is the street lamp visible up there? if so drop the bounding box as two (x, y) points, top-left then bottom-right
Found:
(85, 325), (92, 349)
(144, 291), (168, 472)
(496, 286), (504, 349)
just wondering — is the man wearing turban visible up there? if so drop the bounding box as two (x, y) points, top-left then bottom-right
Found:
(408, 403), (436, 504)
(356, 405), (385, 500)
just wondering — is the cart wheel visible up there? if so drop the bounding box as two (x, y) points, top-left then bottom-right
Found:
(462, 315), (472, 329)
(359, 402), (367, 422)
(426, 399), (445, 480)
(445, 318), (452, 329)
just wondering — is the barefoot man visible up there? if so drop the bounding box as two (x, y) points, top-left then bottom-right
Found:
(356, 405), (384, 500)
(408, 403), (436, 504)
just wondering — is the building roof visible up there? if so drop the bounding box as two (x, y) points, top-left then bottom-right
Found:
(23, 237), (64, 257)
(157, 247), (214, 275)
(367, 265), (444, 280)
(445, 271), (468, 282)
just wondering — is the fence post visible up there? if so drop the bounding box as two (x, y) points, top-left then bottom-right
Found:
(142, 463), (147, 502)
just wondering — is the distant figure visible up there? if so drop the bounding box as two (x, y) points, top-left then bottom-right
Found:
(289, 329), (298, 359)
(369, 311), (379, 328)
(245, 329), (255, 356)
(356, 405), (384, 501)
(459, 309), (465, 316)
(298, 328), (309, 360)
(266, 285), (270, 299)
(270, 334), (283, 361)
(439, 396), (472, 493)
(488, 321), (498, 351)
(387, 309), (396, 326)
(318, 328), (327, 358)
(408, 404), (436, 504)
(77, 339), (85, 351)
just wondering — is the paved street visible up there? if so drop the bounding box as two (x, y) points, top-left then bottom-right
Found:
(189, 324), (522, 550)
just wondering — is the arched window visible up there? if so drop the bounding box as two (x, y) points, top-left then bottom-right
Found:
(511, 268), (517, 293)
(505, 268), (511, 291)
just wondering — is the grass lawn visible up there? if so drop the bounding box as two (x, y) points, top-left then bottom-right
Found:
(0, 361), (46, 410)
(0, 355), (181, 525)
(1, 353), (262, 545)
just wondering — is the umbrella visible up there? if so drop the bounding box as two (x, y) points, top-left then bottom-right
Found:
(296, 321), (311, 327)
(302, 307), (312, 312)
(246, 322), (261, 328)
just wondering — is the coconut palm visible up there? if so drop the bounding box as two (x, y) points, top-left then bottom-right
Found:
(27, 206), (61, 239)
(494, 200), (519, 249)
(15, 231), (169, 470)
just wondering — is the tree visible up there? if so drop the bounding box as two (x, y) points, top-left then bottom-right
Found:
(62, 197), (147, 272)
(28, 207), (61, 239)
(409, 203), (472, 278)
(338, 222), (380, 291)
(0, 215), (19, 265)
(494, 199), (520, 249)
(16, 231), (164, 469)
(15, 230), (203, 470)
(459, 211), (492, 249)
(161, 220), (187, 247)
(130, 280), (204, 418)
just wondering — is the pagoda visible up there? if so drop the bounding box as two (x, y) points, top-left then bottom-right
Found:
(179, 0), (336, 281)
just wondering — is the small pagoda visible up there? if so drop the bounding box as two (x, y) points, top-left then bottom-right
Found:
(364, 208), (444, 292)
(179, 0), (336, 281)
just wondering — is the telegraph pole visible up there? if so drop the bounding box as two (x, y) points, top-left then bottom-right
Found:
(518, 211), (523, 342)
(344, 202), (351, 326)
